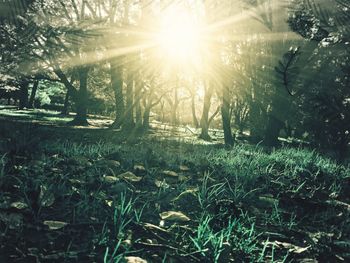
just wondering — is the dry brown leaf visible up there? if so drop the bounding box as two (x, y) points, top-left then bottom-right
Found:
(43, 220), (68, 230)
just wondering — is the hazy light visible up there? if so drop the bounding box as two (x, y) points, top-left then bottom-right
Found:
(155, 7), (201, 65)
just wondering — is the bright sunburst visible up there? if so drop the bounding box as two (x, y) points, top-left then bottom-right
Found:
(155, 7), (202, 65)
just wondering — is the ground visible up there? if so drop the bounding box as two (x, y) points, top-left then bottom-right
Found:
(0, 108), (349, 263)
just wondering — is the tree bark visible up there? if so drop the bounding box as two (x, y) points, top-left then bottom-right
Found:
(249, 97), (266, 143)
(123, 68), (135, 130)
(142, 106), (151, 131)
(61, 90), (70, 115)
(264, 114), (284, 146)
(199, 82), (213, 141)
(110, 59), (125, 129)
(28, 80), (39, 109)
(221, 85), (234, 146)
(135, 78), (142, 129)
(71, 67), (89, 126)
(18, 81), (29, 110)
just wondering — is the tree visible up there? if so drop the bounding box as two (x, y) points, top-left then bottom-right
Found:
(288, 0), (350, 159)
(264, 47), (301, 146)
(198, 80), (214, 140)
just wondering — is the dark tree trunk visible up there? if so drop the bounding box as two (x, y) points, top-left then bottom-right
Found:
(221, 85), (234, 146)
(71, 67), (89, 126)
(28, 80), (39, 109)
(264, 85), (292, 147)
(18, 81), (29, 110)
(123, 71), (135, 131)
(110, 59), (125, 129)
(249, 98), (266, 143)
(264, 114), (284, 146)
(135, 79), (142, 129)
(61, 90), (70, 115)
(199, 83), (213, 141)
(143, 107), (151, 131)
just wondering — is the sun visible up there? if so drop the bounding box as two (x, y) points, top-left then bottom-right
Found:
(155, 7), (202, 65)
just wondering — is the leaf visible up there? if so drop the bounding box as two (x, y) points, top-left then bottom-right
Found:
(179, 165), (190, 171)
(154, 179), (169, 188)
(134, 165), (146, 173)
(162, 170), (178, 177)
(10, 201), (28, 210)
(118, 171), (142, 182)
(124, 256), (148, 263)
(43, 220), (68, 230)
(105, 200), (113, 207)
(159, 211), (190, 222)
(102, 175), (119, 183)
(40, 185), (55, 207)
(274, 241), (310, 254)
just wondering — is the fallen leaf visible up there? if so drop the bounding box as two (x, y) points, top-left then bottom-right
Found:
(162, 170), (178, 177)
(40, 185), (55, 207)
(105, 200), (113, 207)
(143, 223), (170, 235)
(124, 256), (148, 263)
(159, 211), (190, 222)
(10, 201), (28, 210)
(179, 165), (190, 171)
(102, 176), (119, 183)
(155, 180), (169, 188)
(95, 159), (121, 170)
(274, 241), (310, 254)
(134, 165), (146, 173)
(118, 172), (142, 182)
(44, 220), (68, 230)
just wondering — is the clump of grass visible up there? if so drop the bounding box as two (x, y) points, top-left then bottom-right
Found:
(189, 213), (261, 262)
(43, 140), (121, 159)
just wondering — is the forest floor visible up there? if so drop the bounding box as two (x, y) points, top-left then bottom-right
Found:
(0, 108), (349, 263)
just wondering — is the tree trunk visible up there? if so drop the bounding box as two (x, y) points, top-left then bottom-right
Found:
(191, 95), (199, 128)
(264, 114), (284, 146)
(264, 85), (292, 146)
(123, 70), (135, 130)
(71, 67), (89, 126)
(142, 106), (151, 131)
(249, 97), (266, 143)
(135, 79), (142, 129)
(61, 90), (70, 115)
(199, 83), (213, 141)
(221, 85), (234, 146)
(18, 81), (29, 110)
(28, 80), (39, 109)
(110, 59), (125, 129)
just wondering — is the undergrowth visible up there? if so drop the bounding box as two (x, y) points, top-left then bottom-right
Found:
(0, 129), (349, 262)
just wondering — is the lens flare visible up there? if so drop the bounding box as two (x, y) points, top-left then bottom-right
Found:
(155, 7), (201, 65)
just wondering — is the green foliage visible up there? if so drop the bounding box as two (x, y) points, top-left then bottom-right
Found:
(287, 0), (329, 41)
(0, 118), (349, 261)
(190, 213), (261, 262)
(274, 47), (301, 95)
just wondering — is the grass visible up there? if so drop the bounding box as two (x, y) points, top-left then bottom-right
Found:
(0, 114), (349, 262)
